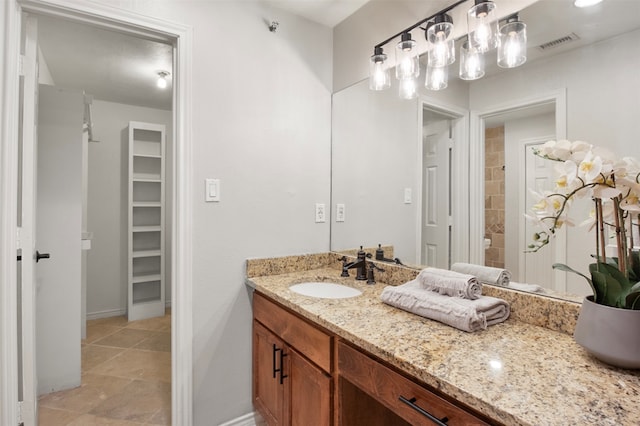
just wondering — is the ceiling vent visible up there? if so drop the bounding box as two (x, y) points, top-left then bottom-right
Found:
(537, 33), (580, 51)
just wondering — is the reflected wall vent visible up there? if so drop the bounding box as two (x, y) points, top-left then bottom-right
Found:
(537, 33), (580, 51)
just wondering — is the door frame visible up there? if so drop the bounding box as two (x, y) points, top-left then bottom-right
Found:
(0, 1), (194, 425)
(417, 97), (469, 266)
(469, 88), (567, 289)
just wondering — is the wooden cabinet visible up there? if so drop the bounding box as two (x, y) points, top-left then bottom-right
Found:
(338, 341), (490, 426)
(127, 121), (166, 321)
(253, 293), (332, 426)
(253, 292), (493, 426)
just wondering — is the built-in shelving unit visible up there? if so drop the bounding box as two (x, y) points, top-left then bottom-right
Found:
(128, 121), (165, 321)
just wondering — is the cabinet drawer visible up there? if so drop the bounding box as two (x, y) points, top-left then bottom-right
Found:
(254, 293), (332, 373)
(338, 341), (489, 426)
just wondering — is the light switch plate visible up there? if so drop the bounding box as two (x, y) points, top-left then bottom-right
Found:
(336, 204), (345, 222)
(404, 188), (412, 204)
(315, 203), (326, 223)
(205, 179), (220, 202)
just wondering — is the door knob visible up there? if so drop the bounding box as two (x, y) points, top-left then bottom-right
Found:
(36, 251), (50, 262)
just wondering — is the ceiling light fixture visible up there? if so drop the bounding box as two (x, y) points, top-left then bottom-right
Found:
(574, 0), (603, 8)
(395, 32), (420, 80)
(497, 14), (527, 69)
(368, 0), (527, 99)
(157, 71), (170, 89)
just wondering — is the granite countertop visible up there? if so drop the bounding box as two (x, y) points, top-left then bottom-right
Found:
(247, 267), (640, 426)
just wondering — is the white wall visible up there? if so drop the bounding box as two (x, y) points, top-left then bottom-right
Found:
(87, 100), (172, 316)
(470, 29), (640, 295)
(88, 2), (332, 424)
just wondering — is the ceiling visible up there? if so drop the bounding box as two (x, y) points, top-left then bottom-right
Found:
(37, 14), (174, 110)
(35, 0), (640, 111)
(264, 0), (370, 27)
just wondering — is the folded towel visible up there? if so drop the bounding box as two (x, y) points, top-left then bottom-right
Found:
(416, 268), (482, 300)
(451, 263), (511, 286)
(380, 280), (510, 332)
(508, 282), (547, 294)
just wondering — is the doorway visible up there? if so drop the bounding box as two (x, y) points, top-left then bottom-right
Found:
(418, 101), (468, 268)
(470, 89), (568, 293)
(2, 3), (193, 425)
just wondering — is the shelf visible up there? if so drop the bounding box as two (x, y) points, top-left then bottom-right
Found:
(129, 121), (165, 322)
(133, 177), (161, 183)
(132, 250), (162, 258)
(132, 273), (161, 283)
(132, 225), (161, 233)
(133, 201), (161, 207)
(133, 296), (162, 305)
(133, 153), (162, 159)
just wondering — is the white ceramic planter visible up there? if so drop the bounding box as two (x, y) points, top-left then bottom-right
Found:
(574, 296), (640, 369)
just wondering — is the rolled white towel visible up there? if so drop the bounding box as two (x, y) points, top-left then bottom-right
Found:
(416, 268), (482, 300)
(451, 262), (511, 286)
(508, 282), (547, 294)
(380, 280), (510, 333)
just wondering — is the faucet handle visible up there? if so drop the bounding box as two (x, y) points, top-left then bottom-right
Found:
(366, 262), (385, 284)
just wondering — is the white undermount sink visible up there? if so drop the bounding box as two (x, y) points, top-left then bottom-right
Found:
(289, 282), (362, 299)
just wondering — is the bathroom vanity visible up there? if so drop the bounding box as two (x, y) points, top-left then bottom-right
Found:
(247, 254), (640, 425)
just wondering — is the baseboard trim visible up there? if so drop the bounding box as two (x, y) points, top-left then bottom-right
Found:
(86, 308), (126, 321)
(218, 411), (263, 426)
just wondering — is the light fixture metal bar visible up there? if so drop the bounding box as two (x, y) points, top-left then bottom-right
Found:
(374, 0), (469, 49)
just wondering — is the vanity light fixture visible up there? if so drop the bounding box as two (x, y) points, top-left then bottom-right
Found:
(395, 32), (420, 80)
(425, 65), (448, 91)
(367, 0), (527, 98)
(467, 0), (498, 53)
(369, 47), (391, 91)
(426, 14), (455, 68)
(497, 14), (527, 69)
(399, 77), (419, 99)
(459, 37), (485, 80)
(156, 71), (170, 89)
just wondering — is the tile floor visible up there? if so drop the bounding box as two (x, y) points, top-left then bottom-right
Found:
(38, 310), (171, 425)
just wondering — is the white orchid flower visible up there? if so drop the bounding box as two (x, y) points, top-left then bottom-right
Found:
(578, 151), (603, 182)
(554, 160), (578, 190)
(551, 139), (572, 161)
(621, 192), (640, 212)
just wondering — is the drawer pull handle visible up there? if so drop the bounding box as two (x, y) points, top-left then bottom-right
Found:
(272, 344), (281, 378)
(279, 351), (288, 384)
(399, 396), (449, 426)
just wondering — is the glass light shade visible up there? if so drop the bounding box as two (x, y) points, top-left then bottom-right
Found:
(369, 48), (391, 90)
(426, 15), (455, 67)
(424, 65), (448, 91)
(467, 0), (498, 53)
(498, 19), (527, 68)
(395, 33), (420, 80)
(459, 40), (485, 80)
(398, 77), (418, 100)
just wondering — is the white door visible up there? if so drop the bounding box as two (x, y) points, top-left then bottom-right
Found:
(522, 139), (556, 288)
(421, 118), (451, 268)
(18, 13), (40, 426)
(36, 85), (83, 395)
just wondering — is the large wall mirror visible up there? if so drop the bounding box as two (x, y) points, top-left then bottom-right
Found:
(330, 0), (640, 301)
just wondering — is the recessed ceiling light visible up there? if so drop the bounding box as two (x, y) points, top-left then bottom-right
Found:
(157, 71), (170, 89)
(574, 0), (603, 8)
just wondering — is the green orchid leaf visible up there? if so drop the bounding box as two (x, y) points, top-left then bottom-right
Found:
(589, 269), (609, 305)
(553, 263), (592, 284)
(630, 281), (640, 293)
(595, 262), (633, 293)
(630, 251), (640, 282)
(627, 291), (640, 310)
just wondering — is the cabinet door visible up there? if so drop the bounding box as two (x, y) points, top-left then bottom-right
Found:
(253, 321), (286, 425)
(288, 348), (331, 426)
